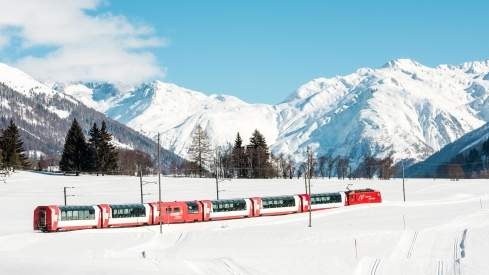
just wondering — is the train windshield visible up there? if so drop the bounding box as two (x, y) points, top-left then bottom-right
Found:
(110, 204), (146, 218)
(60, 206), (96, 221)
(211, 199), (247, 212)
(310, 193), (342, 205)
(261, 196), (295, 209)
(186, 201), (199, 213)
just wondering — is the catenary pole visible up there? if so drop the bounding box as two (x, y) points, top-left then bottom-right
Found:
(63, 186), (75, 206)
(139, 165), (143, 204)
(157, 133), (162, 234)
(307, 147), (312, 228)
(402, 160), (406, 202)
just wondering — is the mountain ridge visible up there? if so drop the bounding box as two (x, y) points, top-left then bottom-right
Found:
(8, 58), (489, 167)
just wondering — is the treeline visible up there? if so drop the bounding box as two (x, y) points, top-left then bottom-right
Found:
(177, 125), (397, 179)
(435, 139), (489, 179)
(57, 119), (155, 176)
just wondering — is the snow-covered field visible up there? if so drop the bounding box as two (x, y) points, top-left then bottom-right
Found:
(1, 171), (489, 275)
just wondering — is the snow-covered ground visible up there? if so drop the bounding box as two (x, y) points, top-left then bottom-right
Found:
(1, 171), (488, 275)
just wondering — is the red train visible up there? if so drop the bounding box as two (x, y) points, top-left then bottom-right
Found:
(33, 189), (381, 232)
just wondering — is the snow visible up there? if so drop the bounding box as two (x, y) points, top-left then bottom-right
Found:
(1, 171), (489, 275)
(47, 106), (70, 119)
(57, 59), (489, 166)
(0, 63), (56, 97)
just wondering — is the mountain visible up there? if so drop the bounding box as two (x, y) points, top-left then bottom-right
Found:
(407, 122), (489, 177)
(0, 63), (182, 167)
(55, 59), (489, 166)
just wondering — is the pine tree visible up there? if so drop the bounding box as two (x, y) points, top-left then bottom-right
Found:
(0, 119), (28, 170)
(98, 121), (118, 175)
(232, 132), (246, 178)
(88, 123), (101, 174)
(60, 119), (90, 173)
(247, 129), (271, 178)
(188, 124), (212, 177)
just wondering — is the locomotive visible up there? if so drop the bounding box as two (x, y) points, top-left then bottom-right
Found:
(33, 189), (381, 232)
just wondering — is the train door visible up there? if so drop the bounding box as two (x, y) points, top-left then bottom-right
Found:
(38, 208), (47, 231)
(201, 201), (212, 221)
(250, 198), (261, 216)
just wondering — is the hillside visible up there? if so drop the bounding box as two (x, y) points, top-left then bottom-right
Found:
(0, 63), (182, 167)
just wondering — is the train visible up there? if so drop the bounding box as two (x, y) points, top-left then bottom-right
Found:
(33, 189), (382, 232)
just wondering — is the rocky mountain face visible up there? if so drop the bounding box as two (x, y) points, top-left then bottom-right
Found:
(0, 63), (182, 167)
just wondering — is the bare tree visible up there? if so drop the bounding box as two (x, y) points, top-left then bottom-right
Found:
(188, 125), (212, 177)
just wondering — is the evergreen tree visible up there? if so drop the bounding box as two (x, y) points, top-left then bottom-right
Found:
(98, 121), (118, 175)
(231, 132), (246, 178)
(247, 129), (271, 178)
(87, 123), (101, 173)
(60, 119), (90, 173)
(0, 119), (28, 170)
(188, 124), (212, 177)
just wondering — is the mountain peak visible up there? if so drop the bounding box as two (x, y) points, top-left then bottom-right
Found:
(382, 58), (423, 69)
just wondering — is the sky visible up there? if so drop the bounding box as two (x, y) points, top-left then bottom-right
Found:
(0, 0), (488, 104)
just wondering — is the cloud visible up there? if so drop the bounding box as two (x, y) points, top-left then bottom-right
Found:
(0, 0), (165, 86)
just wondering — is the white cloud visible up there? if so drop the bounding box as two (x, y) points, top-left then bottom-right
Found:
(0, 0), (165, 86)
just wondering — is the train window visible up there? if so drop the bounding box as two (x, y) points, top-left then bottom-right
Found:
(262, 196), (295, 209)
(311, 193), (342, 205)
(166, 208), (172, 214)
(110, 204), (146, 218)
(211, 199), (246, 212)
(60, 206), (96, 221)
(186, 202), (199, 213)
(174, 207), (181, 213)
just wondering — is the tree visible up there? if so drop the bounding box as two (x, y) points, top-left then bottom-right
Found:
(118, 149), (153, 176)
(0, 120), (28, 170)
(336, 157), (349, 179)
(98, 121), (118, 175)
(188, 124), (212, 177)
(327, 156), (336, 179)
(87, 123), (101, 173)
(231, 132), (247, 178)
(247, 129), (272, 178)
(60, 119), (90, 173)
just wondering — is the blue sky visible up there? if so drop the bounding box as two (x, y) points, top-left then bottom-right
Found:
(1, 1), (489, 104)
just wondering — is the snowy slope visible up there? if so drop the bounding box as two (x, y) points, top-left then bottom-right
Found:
(0, 63), (57, 98)
(407, 122), (489, 177)
(58, 59), (489, 165)
(1, 172), (489, 275)
(0, 63), (182, 164)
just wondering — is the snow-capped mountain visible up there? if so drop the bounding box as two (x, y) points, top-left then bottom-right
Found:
(55, 59), (489, 165)
(407, 122), (489, 177)
(0, 63), (182, 166)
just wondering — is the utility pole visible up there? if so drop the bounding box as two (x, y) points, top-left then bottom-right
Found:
(139, 164), (144, 204)
(215, 149), (220, 200)
(307, 147), (312, 228)
(63, 186), (75, 206)
(402, 160), (406, 202)
(157, 133), (162, 235)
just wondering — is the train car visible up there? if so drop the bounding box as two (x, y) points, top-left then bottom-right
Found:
(99, 203), (153, 228)
(309, 192), (346, 210)
(33, 205), (102, 232)
(253, 194), (309, 216)
(201, 198), (253, 221)
(151, 201), (204, 224)
(345, 189), (382, 205)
